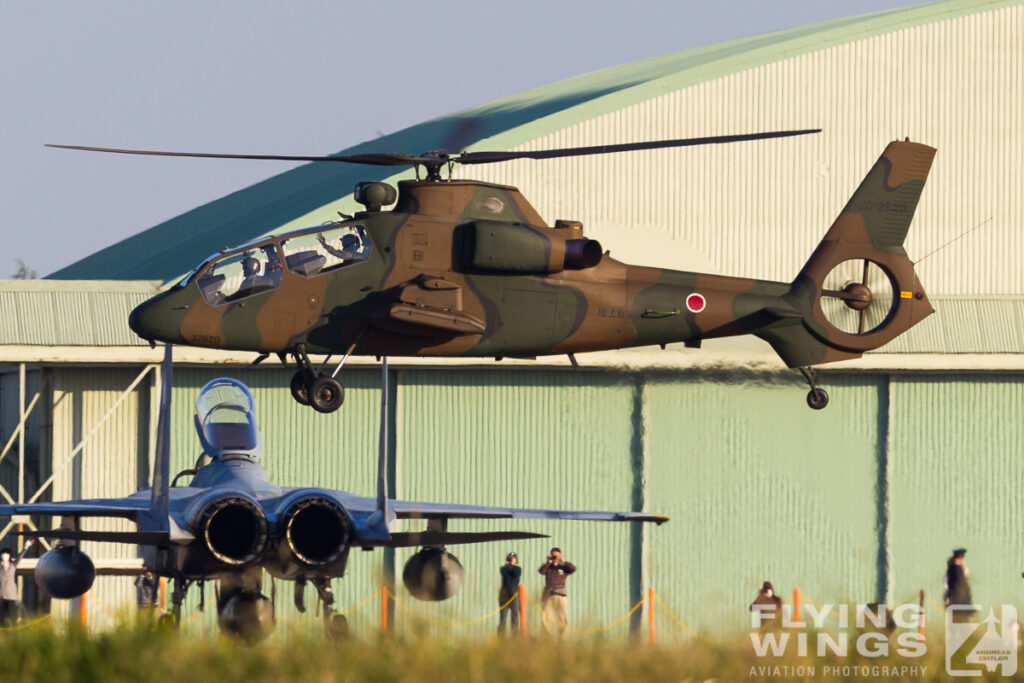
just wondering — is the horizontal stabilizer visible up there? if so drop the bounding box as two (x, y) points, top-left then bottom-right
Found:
(16, 557), (147, 577)
(391, 500), (669, 525)
(20, 529), (170, 545)
(370, 530), (547, 548)
(0, 501), (144, 520)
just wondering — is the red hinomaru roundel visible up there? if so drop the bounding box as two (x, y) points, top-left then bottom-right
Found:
(686, 293), (706, 313)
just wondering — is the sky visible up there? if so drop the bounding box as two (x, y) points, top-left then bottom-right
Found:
(1, 0), (930, 277)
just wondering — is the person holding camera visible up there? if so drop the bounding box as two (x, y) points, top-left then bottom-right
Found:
(498, 552), (521, 634)
(0, 539), (34, 626)
(539, 546), (576, 637)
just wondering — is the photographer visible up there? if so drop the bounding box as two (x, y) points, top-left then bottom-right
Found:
(538, 547), (576, 637)
(0, 539), (34, 626)
(498, 552), (521, 634)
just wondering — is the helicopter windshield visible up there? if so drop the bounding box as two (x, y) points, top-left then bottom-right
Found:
(196, 243), (283, 306)
(194, 378), (262, 458)
(281, 224), (370, 278)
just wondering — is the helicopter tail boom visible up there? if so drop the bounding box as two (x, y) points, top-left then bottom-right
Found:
(758, 140), (936, 367)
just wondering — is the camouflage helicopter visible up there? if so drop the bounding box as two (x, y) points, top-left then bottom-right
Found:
(52, 132), (935, 412)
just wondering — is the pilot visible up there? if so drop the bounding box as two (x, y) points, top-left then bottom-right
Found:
(238, 256), (273, 296)
(317, 232), (361, 261)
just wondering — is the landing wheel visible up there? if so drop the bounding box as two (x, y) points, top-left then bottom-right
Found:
(325, 613), (349, 640)
(806, 388), (829, 410)
(290, 371), (312, 405)
(309, 376), (345, 413)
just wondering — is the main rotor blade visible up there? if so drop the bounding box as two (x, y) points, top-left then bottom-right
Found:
(46, 144), (431, 167)
(455, 129), (821, 164)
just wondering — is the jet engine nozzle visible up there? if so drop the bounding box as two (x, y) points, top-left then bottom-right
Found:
(35, 546), (95, 599)
(195, 496), (268, 566)
(402, 547), (464, 601)
(218, 591), (275, 643)
(283, 496), (351, 566)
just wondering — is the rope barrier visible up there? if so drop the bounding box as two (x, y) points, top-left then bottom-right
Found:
(20, 583), (951, 640)
(0, 613), (51, 630)
(511, 585), (644, 635)
(800, 597), (838, 620)
(385, 587), (519, 627)
(178, 607), (206, 627)
(524, 590), (547, 617)
(563, 597), (644, 635)
(337, 588), (384, 617)
(653, 592), (707, 641)
(86, 591), (119, 620)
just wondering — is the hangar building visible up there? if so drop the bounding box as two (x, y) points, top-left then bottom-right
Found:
(2, 0), (1022, 636)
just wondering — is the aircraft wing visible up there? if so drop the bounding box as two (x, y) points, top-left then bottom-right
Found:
(390, 500), (668, 525)
(0, 497), (149, 520)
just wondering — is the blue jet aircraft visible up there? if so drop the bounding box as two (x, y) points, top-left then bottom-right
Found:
(0, 347), (666, 640)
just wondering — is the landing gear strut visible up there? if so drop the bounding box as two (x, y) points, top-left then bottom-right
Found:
(288, 345), (345, 413)
(312, 576), (348, 639)
(158, 578), (188, 629)
(799, 367), (829, 410)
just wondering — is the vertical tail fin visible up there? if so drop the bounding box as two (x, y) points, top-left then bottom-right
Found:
(149, 344), (172, 530)
(758, 141), (936, 367)
(371, 357), (394, 531)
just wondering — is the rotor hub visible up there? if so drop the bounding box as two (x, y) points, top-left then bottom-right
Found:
(842, 282), (873, 310)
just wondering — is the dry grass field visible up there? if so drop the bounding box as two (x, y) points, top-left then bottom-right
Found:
(1, 618), (1018, 683)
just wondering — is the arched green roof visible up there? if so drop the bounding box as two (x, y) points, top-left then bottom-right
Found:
(49, 0), (1017, 283)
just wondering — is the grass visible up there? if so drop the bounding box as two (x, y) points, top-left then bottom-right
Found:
(0, 619), (1018, 682)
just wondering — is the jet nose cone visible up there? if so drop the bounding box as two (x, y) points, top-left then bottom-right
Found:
(129, 293), (186, 344)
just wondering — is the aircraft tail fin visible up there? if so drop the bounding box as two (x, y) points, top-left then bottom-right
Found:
(370, 357), (394, 532)
(759, 141), (936, 367)
(148, 344), (173, 531)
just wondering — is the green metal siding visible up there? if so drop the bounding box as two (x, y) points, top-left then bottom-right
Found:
(3, 364), (1024, 637)
(48, 367), (151, 625)
(888, 375), (1024, 614)
(0, 280), (159, 346)
(645, 374), (885, 636)
(395, 369), (637, 636)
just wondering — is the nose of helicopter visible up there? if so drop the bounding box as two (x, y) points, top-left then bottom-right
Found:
(128, 292), (187, 344)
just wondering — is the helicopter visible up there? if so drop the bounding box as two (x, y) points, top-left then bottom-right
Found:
(51, 131), (936, 412)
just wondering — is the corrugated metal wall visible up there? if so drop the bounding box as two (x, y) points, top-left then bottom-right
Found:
(888, 375), (1024, 614)
(4, 363), (1023, 637)
(646, 374), (885, 636)
(48, 366), (152, 625)
(461, 4), (1023, 296)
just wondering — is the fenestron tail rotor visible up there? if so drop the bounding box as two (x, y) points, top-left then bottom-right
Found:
(819, 258), (897, 336)
(46, 128), (820, 181)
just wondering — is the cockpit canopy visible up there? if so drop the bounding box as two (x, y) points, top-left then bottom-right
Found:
(194, 378), (263, 460)
(185, 222), (372, 307)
